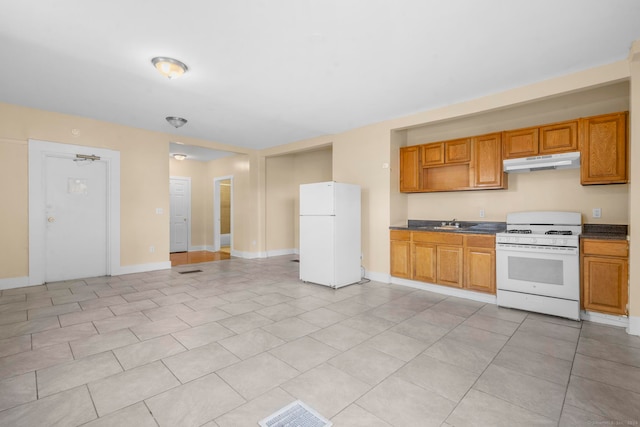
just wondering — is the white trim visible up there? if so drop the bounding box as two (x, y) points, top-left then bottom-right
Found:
(628, 315), (640, 337)
(213, 176), (233, 253)
(231, 250), (266, 259)
(0, 276), (30, 291)
(169, 176), (191, 252)
(364, 270), (391, 283)
(188, 245), (208, 252)
(266, 248), (297, 257)
(113, 261), (172, 275)
(28, 139), (120, 286)
(391, 277), (497, 304)
(580, 310), (629, 328)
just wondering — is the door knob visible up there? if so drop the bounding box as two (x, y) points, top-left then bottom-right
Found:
(47, 217), (55, 223)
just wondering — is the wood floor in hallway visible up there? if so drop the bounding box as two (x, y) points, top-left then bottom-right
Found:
(170, 250), (231, 266)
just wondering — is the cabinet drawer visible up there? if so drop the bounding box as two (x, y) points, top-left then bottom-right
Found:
(412, 231), (463, 245)
(464, 234), (495, 248)
(390, 230), (411, 241)
(582, 239), (628, 257)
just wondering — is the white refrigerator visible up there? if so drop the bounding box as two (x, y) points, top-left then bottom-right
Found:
(299, 181), (361, 288)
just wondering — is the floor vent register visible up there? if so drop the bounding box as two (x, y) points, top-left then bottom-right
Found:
(259, 400), (332, 427)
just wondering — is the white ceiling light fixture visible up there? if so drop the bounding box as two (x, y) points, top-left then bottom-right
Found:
(151, 57), (188, 79)
(173, 153), (187, 161)
(166, 116), (188, 128)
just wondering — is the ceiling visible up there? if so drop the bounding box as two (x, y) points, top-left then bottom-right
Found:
(2, 1), (640, 153)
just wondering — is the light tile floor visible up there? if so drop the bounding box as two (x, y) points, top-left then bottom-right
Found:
(1, 255), (640, 426)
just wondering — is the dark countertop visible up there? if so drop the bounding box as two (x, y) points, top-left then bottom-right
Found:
(390, 220), (506, 235)
(581, 224), (628, 240)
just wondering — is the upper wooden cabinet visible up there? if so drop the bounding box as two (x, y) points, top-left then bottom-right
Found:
(421, 143), (444, 166)
(444, 139), (471, 164)
(503, 127), (539, 159)
(399, 146), (421, 192)
(421, 138), (470, 166)
(473, 133), (505, 188)
(398, 111), (627, 193)
(540, 120), (578, 154)
(580, 112), (628, 185)
(412, 136), (503, 193)
(503, 120), (578, 159)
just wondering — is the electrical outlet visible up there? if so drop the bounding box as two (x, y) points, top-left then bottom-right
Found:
(149, 245), (155, 253)
(479, 209), (485, 218)
(593, 208), (602, 218)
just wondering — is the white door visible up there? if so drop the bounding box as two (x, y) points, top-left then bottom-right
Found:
(45, 156), (107, 281)
(170, 178), (190, 253)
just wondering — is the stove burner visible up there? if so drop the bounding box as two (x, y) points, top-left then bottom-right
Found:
(545, 230), (573, 235)
(506, 229), (532, 234)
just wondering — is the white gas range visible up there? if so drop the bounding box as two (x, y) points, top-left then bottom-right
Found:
(496, 211), (581, 320)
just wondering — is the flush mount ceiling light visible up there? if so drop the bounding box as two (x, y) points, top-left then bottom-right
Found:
(173, 154), (187, 161)
(166, 116), (188, 128)
(151, 57), (188, 79)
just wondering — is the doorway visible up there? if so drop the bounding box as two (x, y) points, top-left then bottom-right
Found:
(28, 139), (120, 285)
(169, 177), (191, 253)
(214, 176), (233, 253)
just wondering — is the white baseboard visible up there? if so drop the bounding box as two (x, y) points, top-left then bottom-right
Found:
(266, 248), (297, 257)
(391, 277), (497, 304)
(0, 276), (30, 291)
(626, 315), (640, 336)
(580, 310), (629, 328)
(113, 261), (172, 276)
(231, 250), (266, 259)
(188, 245), (208, 252)
(364, 270), (391, 284)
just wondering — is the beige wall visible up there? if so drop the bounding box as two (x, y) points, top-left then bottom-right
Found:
(265, 147), (332, 252)
(0, 138), (28, 278)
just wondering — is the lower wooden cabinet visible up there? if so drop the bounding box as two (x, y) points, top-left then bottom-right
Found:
(581, 238), (629, 315)
(390, 231), (412, 279)
(464, 246), (496, 293)
(390, 231), (495, 294)
(437, 246), (463, 287)
(413, 242), (436, 282)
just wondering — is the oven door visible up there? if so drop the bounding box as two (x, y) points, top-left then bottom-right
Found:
(496, 244), (579, 300)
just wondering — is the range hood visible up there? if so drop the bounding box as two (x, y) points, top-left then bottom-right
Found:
(503, 151), (580, 173)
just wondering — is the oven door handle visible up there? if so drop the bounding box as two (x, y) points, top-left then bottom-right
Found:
(496, 244), (578, 256)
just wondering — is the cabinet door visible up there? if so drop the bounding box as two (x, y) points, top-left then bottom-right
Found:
(539, 120), (578, 154)
(445, 139), (471, 164)
(503, 127), (539, 159)
(413, 242), (437, 282)
(464, 247), (495, 294)
(390, 239), (412, 279)
(437, 246), (463, 287)
(473, 133), (505, 188)
(580, 112), (627, 185)
(399, 146), (421, 192)
(583, 256), (628, 315)
(421, 143), (445, 166)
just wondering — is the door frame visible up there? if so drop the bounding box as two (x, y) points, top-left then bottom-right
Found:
(169, 176), (191, 253)
(213, 175), (233, 252)
(28, 139), (120, 285)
